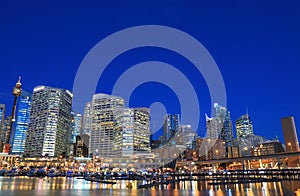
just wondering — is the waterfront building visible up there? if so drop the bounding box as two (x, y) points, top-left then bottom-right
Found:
(251, 140), (284, 156)
(163, 114), (180, 143)
(227, 146), (240, 158)
(113, 108), (151, 157)
(155, 124), (197, 162)
(24, 86), (73, 157)
(236, 114), (253, 138)
(89, 93), (124, 157)
(11, 90), (32, 154)
(281, 116), (300, 167)
(197, 138), (226, 160)
(238, 134), (264, 156)
(74, 135), (89, 157)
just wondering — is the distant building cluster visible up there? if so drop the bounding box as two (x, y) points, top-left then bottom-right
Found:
(0, 78), (299, 168)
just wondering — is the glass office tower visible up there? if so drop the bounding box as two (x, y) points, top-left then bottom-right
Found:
(163, 114), (180, 143)
(114, 108), (150, 157)
(11, 90), (32, 154)
(236, 114), (253, 139)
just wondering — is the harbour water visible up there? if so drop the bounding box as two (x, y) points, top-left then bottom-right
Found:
(0, 177), (300, 196)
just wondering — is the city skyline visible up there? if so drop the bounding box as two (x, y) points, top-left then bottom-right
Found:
(0, 1), (300, 143)
(0, 82), (298, 143)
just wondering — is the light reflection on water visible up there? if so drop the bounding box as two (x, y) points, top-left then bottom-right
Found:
(0, 176), (299, 196)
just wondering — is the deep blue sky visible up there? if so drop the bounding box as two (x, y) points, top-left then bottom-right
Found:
(0, 1), (300, 142)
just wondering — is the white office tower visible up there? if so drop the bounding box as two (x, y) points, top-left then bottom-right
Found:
(114, 108), (151, 157)
(24, 86), (72, 157)
(89, 93), (124, 157)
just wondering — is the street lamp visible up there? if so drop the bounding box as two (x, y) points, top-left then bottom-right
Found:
(287, 142), (293, 152)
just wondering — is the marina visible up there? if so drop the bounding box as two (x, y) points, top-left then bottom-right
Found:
(0, 175), (300, 196)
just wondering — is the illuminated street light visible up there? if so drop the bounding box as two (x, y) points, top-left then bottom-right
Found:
(287, 142), (293, 152)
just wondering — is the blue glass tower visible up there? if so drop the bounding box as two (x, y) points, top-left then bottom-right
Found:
(11, 90), (32, 154)
(163, 114), (180, 143)
(214, 103), (233, 147)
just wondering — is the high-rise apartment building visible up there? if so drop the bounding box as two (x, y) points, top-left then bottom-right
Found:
(24, 86), (72, 157)
(89, 93), (124, 157)
(114, 108), (150, 157)
(163, 114), (180, 143)
(236, 114), (253, 138)
(11, 90), (32, 154)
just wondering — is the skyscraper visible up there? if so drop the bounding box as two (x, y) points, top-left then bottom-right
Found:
(236, 114), (253, 138)
(11, 90), (32, 154)
(89, 93), (124, 157)
(214, 103), (233, 147)
(24, 86), (72, 157)
(281, 116), (299, 167)
(205, 114), (221, 139)
(81, 102), (92, 135)
(68, 112), (82, 157)
(114, 108), (150, 157)
(70, 112), (82, 144)
(163, 114), (180, 143)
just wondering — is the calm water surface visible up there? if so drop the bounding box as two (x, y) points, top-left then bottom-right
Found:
(0, 176), (299, 196)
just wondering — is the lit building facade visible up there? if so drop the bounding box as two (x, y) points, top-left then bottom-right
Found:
(68, 112), (82, 157)
(70, 112), (82, 143)
(113, 108), (150, 157)
(197, 138), (226, 160)
(251, 140), (284, 156)
(11, 90), (32, 154)
(214, 103), (233, 147)
(74, 135), (89, 157)
(81, 102), (92, 135)
(24, 86), (72, 157)
(89, 93), (124, 157)
(163, 114), (180, 143)
(236, 114), (253, 138)
(205, 114), (221, 139)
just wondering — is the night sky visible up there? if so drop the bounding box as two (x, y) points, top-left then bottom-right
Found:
(0, 1), (300, 142)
